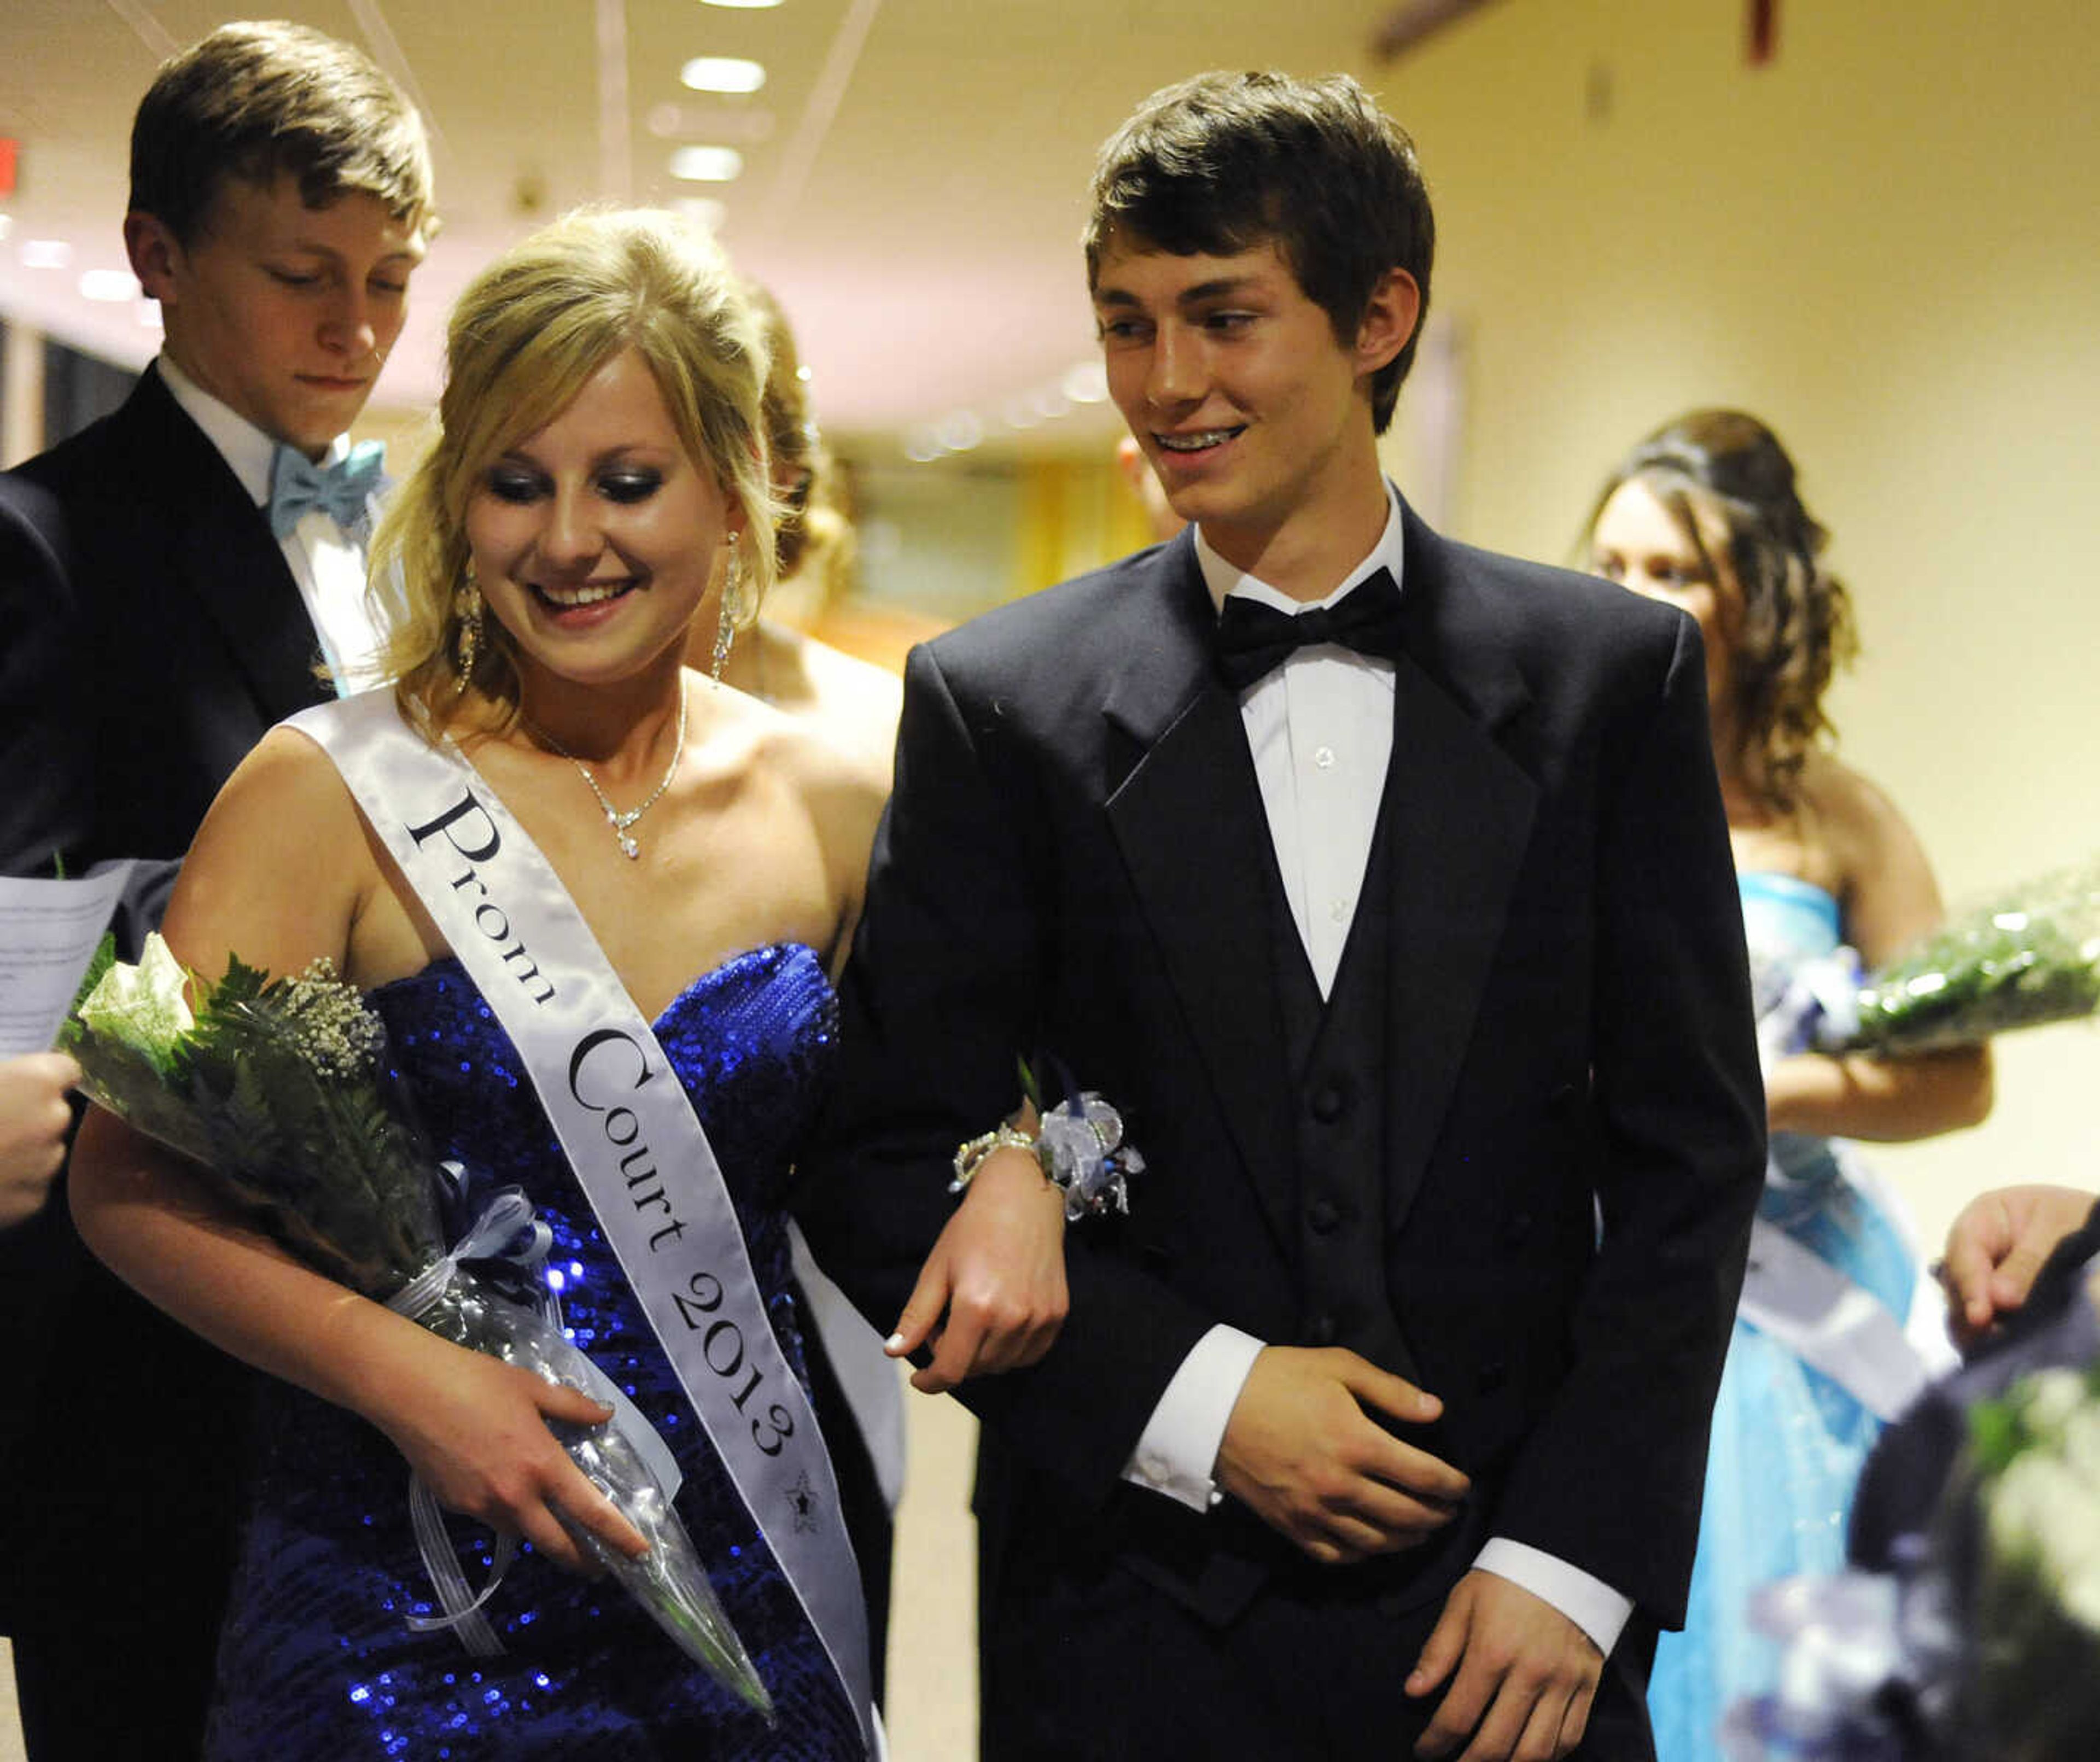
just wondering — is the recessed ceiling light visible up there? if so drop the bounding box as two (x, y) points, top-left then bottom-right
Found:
(79, 269), (139, 302)
(681, 56), (766, 94)
(699, 0), (783, 9)
(670, 145), (744, 182)
(20, 238), (73, 270)
(935, 411), (984, 452)
(0, 215), (13, 241)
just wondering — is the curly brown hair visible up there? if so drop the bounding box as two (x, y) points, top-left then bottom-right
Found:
(1588, 410), (1856, 814)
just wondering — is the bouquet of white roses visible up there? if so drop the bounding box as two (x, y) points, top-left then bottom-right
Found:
(62, 933), (773, 1717)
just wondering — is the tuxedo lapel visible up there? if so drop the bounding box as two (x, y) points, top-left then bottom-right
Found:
(124, 369), (330, 722)
(1380, 510), (1538, 1234)
(1101, 540), (1296, 1250)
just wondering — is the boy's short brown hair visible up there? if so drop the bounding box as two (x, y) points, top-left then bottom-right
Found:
(130, 20), (434, 243)
(1085, 71), (1433, 433)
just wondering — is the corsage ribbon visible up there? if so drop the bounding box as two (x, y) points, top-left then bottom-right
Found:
(387, 1177), (684, 1655)
(1719, 1569), (1956, 1758)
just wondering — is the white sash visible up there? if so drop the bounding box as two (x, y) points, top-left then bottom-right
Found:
(1736, 1215), (1929, 1423)
(290, 692), (875, 1754)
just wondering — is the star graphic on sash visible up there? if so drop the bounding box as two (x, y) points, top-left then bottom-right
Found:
(789, 1469), (820, 1533)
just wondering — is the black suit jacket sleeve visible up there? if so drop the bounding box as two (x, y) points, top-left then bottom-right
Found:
(800, 643), (1216, 1507)
(1492, 607), (1763, 1615)
(0, 478), (90, 878)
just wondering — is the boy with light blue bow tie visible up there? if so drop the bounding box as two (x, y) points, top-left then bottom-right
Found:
(0, 21), (433, 1760)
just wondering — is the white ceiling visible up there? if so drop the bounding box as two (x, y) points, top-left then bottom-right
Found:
(0, 0), (1411, 455)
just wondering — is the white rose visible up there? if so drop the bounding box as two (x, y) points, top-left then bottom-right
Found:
(75, 931), (196, 1064)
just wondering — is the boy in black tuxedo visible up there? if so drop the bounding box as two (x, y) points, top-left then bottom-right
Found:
(0, 24), (432, 1756)
(801, 71), (1766, 1760)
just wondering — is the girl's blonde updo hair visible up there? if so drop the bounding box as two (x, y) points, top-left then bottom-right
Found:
(371, 207), (778, 728)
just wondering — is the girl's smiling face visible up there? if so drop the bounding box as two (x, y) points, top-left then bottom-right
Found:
(465, 347), (743, 694)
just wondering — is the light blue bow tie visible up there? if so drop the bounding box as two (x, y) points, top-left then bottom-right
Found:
(266, 440), (386, 539)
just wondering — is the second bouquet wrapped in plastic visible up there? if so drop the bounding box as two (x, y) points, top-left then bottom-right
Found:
(62, 932), (773, 1718)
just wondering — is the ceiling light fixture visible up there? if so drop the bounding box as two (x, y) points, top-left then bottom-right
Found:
(681, 56), (766, 94)
(699, 0), (783, 10)
(670, 145), (744, 182)
(79, 269), (139, 302)
(19, 238), (73, 270)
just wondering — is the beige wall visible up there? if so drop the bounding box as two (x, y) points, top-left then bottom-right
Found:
(1372, 0), (2100, 1255)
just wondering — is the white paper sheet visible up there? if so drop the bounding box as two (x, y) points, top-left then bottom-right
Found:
(0, 863), (135, 1056)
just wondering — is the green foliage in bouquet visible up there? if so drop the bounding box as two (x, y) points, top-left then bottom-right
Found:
(62, 935), (442, 1292)
(1836, 857), (2100, 1057)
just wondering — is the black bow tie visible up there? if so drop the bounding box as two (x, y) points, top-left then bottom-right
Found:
(1214, 567), (1407, 690)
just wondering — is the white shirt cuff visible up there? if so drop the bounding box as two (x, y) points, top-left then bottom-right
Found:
(1473, 1538), (1632, 1656)
(1121, 1325), (1266, 1512)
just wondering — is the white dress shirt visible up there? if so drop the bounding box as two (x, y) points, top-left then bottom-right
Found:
(1119, 484), (1632, 1656)
(157, 354), (388, 693)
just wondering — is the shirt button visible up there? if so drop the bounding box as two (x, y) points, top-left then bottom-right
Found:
(1315, 745), (1337, 770)
(1329, 898), (1349, 923)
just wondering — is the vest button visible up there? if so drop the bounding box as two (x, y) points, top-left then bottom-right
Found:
(1305, 1312), (1338, 1346)
(1309, 1081), (1347, 1123)
(1306, 1197), (1340, 1234)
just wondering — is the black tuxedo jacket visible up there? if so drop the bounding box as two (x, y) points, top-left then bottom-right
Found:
(0, 366), (333, 1754)
(801, 507), (1765, 1637)
(4, 363), (335, 907)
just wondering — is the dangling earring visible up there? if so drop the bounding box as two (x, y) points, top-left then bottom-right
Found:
(454, 563), (485, 690)
(710, 530), (741, 685)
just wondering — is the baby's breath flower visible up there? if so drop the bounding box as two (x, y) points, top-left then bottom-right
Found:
(280, 958), (386, 1076)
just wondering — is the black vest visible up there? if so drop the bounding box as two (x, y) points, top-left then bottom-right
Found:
(1267, 783), (1418, 1381)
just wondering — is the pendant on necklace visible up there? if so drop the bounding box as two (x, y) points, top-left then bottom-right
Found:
(617, 831), (639, 860)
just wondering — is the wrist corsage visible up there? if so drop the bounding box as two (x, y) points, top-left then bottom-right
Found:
(950, 1057), (1145, 1223)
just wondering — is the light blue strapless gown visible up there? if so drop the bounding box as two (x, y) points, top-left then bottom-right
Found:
(1647, 874), (1917, 1760)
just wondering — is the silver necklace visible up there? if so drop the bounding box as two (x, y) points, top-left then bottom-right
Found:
(526, 684), (689, 860)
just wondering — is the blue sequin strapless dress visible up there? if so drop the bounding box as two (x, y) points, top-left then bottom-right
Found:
(203, 944), (865, 1760)
(1647, 874), (1918, 1760)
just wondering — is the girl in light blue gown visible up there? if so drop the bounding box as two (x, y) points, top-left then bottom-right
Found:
(1586, 410), (1993, 1760)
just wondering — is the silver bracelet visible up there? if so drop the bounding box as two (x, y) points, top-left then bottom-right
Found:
(949, 1122), (1040, 1194)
